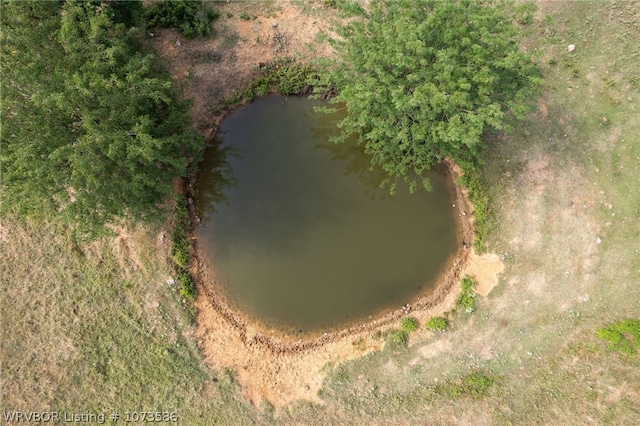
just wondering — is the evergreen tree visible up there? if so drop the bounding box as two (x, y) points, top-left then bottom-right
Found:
(1, 1), (204, 237)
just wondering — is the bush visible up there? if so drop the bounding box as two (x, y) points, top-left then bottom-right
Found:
(218, 58), (319, 110)
(457, 277), (477, 313)
(388, 330), (409, 347)
(457, 171), (490, 252)
(597, 319), (640, 355)
(513, 2), (537, 25)
(146, 1), (219, 38)
(400, 317), (418, 332)
(177, 270), (196, 300)
(256, 57), (318, 96)
(171, 196), (196, 300)
(426, 317), (448, 332)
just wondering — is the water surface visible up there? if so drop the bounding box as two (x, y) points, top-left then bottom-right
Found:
(196, 95), (459, 333)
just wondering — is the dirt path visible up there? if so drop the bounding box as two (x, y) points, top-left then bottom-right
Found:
(151, 1), (503, 408)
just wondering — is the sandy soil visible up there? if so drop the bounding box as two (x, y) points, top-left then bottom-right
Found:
(467, 250), (505, 297)
(150, 1), (504, 408)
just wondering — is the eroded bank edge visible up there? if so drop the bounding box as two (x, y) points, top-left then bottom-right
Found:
(181, 141), (476, 354)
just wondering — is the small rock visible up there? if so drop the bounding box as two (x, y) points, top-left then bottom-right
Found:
(596, 237), (602, 244)
(148, 32), (154, 37)
(175, 40), (181, 47)
(271, 22), (278, 28)
(188, 197), (194, 205)
(166, 278), (175, 286)
(568, 44), (576, 52)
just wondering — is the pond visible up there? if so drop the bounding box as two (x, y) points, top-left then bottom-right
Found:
(195, 95), (460, 335)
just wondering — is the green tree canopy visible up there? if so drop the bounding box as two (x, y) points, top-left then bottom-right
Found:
(1, 1), (204, 237)
(321, 0), (541, 193)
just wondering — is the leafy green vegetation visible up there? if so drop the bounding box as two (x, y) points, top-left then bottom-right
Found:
(457, 171), (491, 251)
(512, 2), (537, 26)
(146, 0), (219, 38)
(425, 317), (448, 332)
(597, 319), (640, 355)
(387, 330), (409, 348)
(1, 217), (258, 425)
(171, 196), (196, 300)
(400, 316), (418, 332)
(457, 277), (477, 313)
(1, 1), (204, 238)
(214, 57), (318, 112)
(319, 0), (541, 194)
(437, 371), (497, 398)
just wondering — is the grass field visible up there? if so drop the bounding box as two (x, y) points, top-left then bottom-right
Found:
(1, 1), (639, 425)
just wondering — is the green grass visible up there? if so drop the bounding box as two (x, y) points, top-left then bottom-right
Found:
(425, 317), (448, 332)
(0, 217), (257, 424)
(457, 171), (491, 252)
(399, 316), (418, 333)
(597, 319), (640, 355)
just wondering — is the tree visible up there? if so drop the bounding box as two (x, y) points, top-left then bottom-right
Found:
(1, 1), (204, 237)
(321, 0), (541, 193)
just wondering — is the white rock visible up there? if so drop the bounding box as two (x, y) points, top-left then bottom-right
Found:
(568, 44), (576, 52)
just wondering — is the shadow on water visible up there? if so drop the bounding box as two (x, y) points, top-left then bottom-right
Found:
(195, 138), (239, 221)
(196, 96), (344, 257)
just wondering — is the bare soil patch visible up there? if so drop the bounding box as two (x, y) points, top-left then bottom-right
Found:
(467, 249), (505, 297)
(148, 1), (336, 134)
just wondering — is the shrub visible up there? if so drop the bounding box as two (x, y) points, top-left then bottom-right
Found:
(171, 196), (196, 300)
(400, 316), (418, 332)
(146, 1), (219, 38)
(177, 270), (196, 300)
(222, 58), (319, 108)
(457, 171), (490, 252)
(239, 11), (251, 21)
(457, 277), (477, 313)
(513, 2), (537, 25)
(426, 317), (448, 332)
(597, 319), (640, 355)
(388, 330), (409, 347)
(255, 57), (318, 96)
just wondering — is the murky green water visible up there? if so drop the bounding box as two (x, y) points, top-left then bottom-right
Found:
(196, 95), (459, 334)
